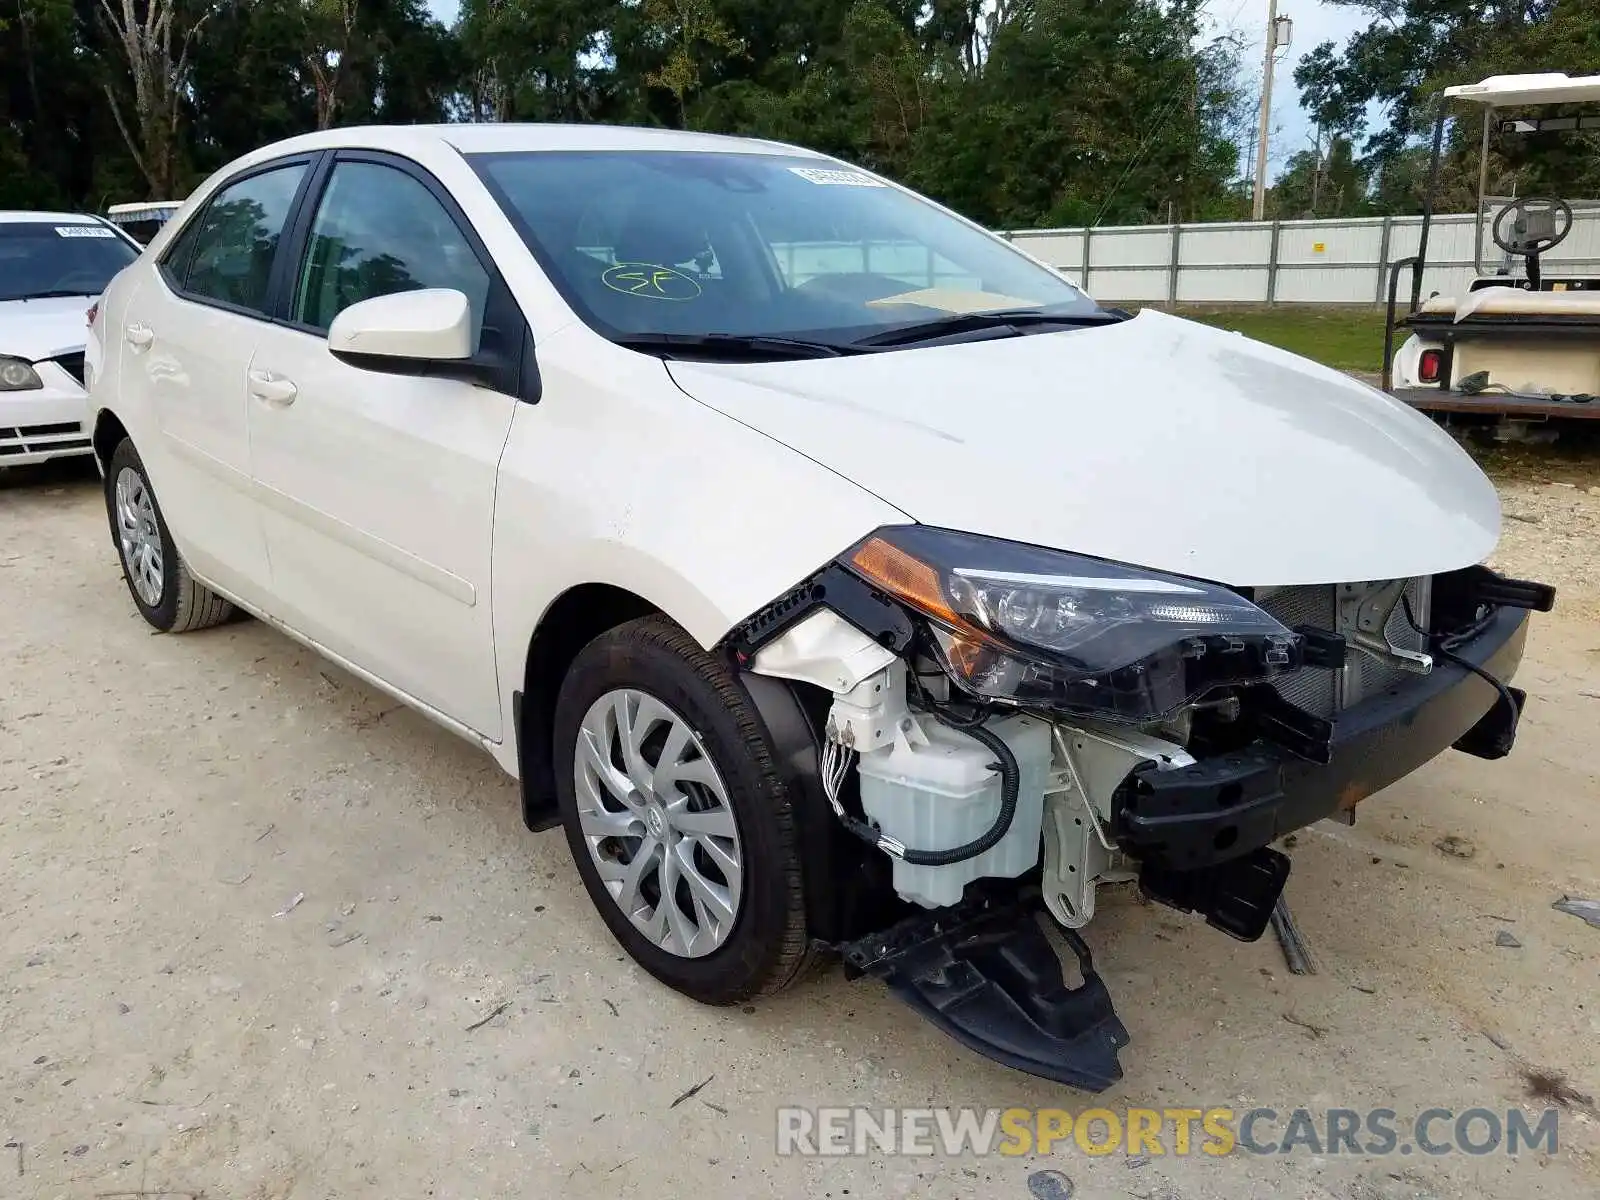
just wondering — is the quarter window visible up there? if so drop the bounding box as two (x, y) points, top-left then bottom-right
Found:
(179, 164), (307, 315)
(292, 161), (490, 345)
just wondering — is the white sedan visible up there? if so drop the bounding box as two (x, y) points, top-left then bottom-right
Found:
(87, 124), (1551, 1090)
(1, 211), (139, 466)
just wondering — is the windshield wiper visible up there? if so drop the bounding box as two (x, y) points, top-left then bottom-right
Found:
(2, 289), (102, 302)
(614, 332), (855, 361)
(851, 308), (1127, 349)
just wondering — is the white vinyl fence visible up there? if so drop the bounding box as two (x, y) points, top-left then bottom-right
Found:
(1001, 206), (1600, 305)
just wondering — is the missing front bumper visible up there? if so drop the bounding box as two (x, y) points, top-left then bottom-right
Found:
(1116, 604), (1531, 873)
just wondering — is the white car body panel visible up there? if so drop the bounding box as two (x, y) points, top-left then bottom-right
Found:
(246, 320), (516, 740)
(0, 293), (98, 361)
(484, 327), (908, 772)
(667, 310), (1502, 587)
(86, 124), (1507, 778)
(121, 282), (276, 599)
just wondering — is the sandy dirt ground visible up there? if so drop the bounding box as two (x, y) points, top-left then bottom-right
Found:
(2, 458), (1599, 1200)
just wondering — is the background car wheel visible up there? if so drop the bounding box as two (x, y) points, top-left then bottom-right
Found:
(104, 438), (234, 633)
(553, 614), (812, 1005)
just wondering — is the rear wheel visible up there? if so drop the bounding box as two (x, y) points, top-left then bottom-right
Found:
(104, 438), (234, 633)
(553, 615), (812, 1005)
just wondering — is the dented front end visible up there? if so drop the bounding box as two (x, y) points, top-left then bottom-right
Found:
(726, 530), (1555, 1091)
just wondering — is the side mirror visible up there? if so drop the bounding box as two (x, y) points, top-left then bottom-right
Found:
(327, 288), (473, 367)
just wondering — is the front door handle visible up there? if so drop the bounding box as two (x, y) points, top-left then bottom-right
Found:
(248, 369), (298, 407)
(125, 322), (154, 350)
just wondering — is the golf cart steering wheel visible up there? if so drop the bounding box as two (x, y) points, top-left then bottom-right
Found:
(1491, 196), (1574, 257)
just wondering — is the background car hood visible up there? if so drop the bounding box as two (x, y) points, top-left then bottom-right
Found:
(0, 295), (93, 361)
(667, 309), (1501, 587)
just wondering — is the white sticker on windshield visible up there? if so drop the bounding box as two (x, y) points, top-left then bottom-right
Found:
(55, 225), (117, 239)
(788, 167), (888, 188)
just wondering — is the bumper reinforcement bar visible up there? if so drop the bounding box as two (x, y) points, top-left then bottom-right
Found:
(1116, 605), (1530, 873)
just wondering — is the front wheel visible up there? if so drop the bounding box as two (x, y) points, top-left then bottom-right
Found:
(552, 615), (812, 1005)
(104, 438), (234, 633)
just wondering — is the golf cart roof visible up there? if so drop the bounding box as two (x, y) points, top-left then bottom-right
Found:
(1444, 73), (1600, 108)
(106, 202), (181, 217)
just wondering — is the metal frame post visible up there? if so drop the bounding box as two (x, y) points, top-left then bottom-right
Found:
(1266, 220), (1282, 303)
(1375, 214), (1394, 302)
(1413, 105), (1449, 312)
(1168, 222), (1182, 304)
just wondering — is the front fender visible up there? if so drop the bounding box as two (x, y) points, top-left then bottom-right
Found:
(485, 331), (906, 774)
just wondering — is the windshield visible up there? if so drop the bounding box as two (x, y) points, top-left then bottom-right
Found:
(471, 151), (1098, 345)
(0, 223), (138, 302)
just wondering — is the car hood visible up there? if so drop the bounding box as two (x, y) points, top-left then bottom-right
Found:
(666, 309), (1501, 587)
(0, 295), (93, 362)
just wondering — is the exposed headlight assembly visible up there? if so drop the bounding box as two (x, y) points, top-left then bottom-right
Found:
(0, 357), (43, 391)
(842, 526), (1301, 721)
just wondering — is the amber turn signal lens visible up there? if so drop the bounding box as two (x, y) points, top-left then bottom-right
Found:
(849, 535), (962, 626)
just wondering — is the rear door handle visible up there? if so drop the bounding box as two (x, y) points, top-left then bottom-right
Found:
(125, 322), (154, 350)
(248, 369), (298, 407)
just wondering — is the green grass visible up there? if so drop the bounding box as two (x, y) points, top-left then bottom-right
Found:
(1161, 305), (1390, 374)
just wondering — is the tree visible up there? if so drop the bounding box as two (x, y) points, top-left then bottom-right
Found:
(641, 0), (743, 126)
(302, 0), (358, 129)
(1298, 0), (1600, 213)
(1294, 41), (1367, 216)
(97, 0), (213, 198)
(2, 0), (1259, 227)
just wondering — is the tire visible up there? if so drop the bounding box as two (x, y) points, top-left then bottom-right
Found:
(104, 437), (234, 633)
(553, 615), (812, 1005)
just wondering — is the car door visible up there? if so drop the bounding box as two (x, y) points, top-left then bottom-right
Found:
(127, 157), (316, 600)
(246, 152), (526, 740)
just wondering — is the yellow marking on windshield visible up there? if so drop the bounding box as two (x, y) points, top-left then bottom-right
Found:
(602, 263), (704, 301)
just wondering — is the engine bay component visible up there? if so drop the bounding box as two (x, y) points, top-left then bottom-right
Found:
(747, 607), (897, 695)
(1041, 723), (1191, 928)
(1138, 847), (1291, 942)
(1337, 578), (1434, 676)
(739, 555), (1552, 1092)
(856, 711), (1050, 908)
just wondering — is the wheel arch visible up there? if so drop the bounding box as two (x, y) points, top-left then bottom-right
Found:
(91, 408), (129, 478)
(513, 580), (859, 943)
(515, 582), (663, 832)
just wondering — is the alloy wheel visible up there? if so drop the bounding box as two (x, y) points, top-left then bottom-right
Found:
(114, 466), (163, 607)
(574, 688), (744, 958)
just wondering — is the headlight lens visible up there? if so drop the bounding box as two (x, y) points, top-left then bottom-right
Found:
(843, 526), (1300, 720)
(0, 357), (43, 391)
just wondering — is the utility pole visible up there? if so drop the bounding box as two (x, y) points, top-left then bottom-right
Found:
(1252, 2), (1292, 221)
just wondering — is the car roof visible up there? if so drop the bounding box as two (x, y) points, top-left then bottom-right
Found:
(0, 211), (106, 225)
(225, 122), (831, 167)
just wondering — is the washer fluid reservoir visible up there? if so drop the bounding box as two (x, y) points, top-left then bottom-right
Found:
(856, 713), (1050, 909)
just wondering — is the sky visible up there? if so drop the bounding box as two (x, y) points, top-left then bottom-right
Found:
(1214, 0), (1373, 173)
(423, 0), (1370, 180)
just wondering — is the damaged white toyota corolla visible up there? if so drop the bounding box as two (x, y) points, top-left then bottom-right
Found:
(87, 124), (1554, 1089)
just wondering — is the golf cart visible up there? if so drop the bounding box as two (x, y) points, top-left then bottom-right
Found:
(105, 201), (182, 246)
(1385, 73), (1600, 427)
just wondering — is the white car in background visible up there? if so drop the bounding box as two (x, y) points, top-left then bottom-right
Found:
(85, 125), (1554, 1092)
(1, 211), (140, 466)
